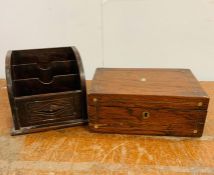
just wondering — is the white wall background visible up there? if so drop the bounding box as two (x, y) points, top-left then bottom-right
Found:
(0, 0), (103, 79)
(0, 0), (214, 80)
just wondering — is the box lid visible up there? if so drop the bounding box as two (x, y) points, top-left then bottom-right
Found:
(89, 68), (209, 110)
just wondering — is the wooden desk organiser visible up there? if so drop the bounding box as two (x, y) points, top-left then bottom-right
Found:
(6, 47), (87, 135)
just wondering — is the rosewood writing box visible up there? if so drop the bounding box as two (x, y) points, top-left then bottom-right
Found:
(88, 68), (209, 137)
(6, 47), (87, 135)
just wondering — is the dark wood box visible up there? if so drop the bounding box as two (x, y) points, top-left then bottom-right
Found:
(88, 68), (209, 137)
(6, 47), (87, 135)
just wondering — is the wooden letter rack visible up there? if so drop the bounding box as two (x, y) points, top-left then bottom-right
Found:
(6, 47), (87, 135)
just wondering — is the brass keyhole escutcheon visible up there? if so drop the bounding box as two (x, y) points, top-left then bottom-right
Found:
(141, 111), (150, 119)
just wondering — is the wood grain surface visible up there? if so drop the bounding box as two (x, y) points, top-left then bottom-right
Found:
(0, 80), (214, 174)
(88, 68), (209, 137)
(89, 68), (208, 97)
(88, 105), (207, 137)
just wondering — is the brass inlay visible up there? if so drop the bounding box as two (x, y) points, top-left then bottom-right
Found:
(198, 102), (203, 107)
(94, 124), (99, 129)
(193, 130), (198, 134)
(141, 111), (150, 120)
(93, 98), (98, 102)
(93, 124), (108, 129)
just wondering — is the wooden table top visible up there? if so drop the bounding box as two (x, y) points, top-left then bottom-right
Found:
(0, 79), (213, 174)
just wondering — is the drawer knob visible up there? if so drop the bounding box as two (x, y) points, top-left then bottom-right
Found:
(141, 111), (150, 119)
